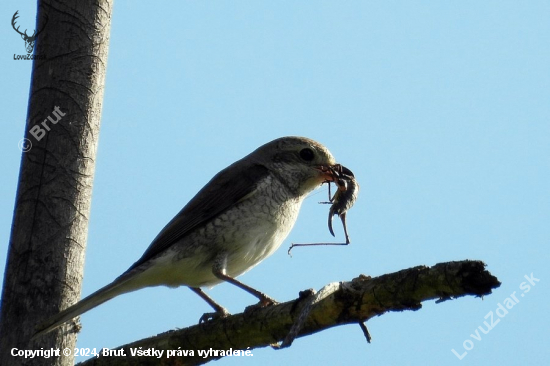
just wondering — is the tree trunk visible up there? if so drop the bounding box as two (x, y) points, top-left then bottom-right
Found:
(0, 1), (113, 365)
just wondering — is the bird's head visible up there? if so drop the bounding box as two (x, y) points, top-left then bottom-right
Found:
(251, 136), (339, 197)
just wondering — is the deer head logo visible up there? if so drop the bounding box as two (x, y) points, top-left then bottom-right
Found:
(12, 11), (48, 54)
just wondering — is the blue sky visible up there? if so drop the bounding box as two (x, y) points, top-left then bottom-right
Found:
(2, 1), (549, 365)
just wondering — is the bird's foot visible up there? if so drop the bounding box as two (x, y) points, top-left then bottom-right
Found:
(244, 294), (278, 313)
(259, 294), (278, 307)
(198, 307), (230, 324)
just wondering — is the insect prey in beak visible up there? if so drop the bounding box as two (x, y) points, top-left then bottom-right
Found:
(288, 164), (359, 255)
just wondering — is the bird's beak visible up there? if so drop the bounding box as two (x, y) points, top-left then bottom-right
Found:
(315, 165), (339, 183)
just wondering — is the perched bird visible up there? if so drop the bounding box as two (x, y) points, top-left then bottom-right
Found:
(34, 136), (339, 337)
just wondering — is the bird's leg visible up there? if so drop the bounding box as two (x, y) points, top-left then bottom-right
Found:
(189, 287), (230, 323)
(213, 253), (277, 306)
(215, 272), (278, 306)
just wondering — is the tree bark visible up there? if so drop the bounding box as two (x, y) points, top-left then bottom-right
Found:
(78, 260), (500, 366)
(0, 1), (112, 365)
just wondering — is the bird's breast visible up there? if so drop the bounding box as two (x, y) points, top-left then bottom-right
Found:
(222, 176), (302, 277)
(146, 175), (304, 288)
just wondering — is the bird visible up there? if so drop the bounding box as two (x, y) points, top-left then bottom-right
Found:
(33, 136), (339, 337)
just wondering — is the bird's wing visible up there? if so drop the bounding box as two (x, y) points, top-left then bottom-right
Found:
(125, 160), (269, 272)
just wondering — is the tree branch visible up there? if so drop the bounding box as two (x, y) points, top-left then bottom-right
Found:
(79, 260), (500, 366)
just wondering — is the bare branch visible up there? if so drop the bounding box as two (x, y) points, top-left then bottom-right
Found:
(79, 259), (500, 366)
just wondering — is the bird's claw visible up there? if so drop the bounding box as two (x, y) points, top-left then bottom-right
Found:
(244, 295), (278, 314)
(198, 308), (230, 324)
(259, 294), (278, 307)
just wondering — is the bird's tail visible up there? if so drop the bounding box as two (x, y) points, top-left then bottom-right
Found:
(32, 274), (137, 339)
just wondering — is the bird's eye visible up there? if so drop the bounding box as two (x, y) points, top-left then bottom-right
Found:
(299, 148), (315, 161)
